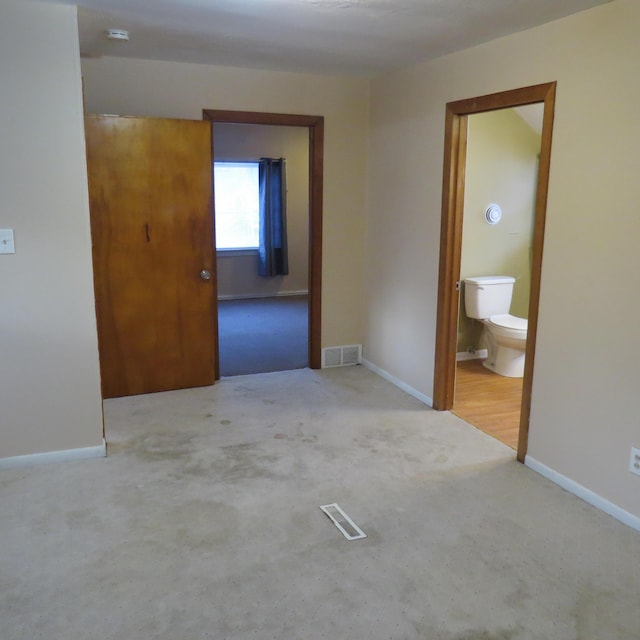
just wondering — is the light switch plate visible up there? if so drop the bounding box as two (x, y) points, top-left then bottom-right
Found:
(0, 229), (15, 254)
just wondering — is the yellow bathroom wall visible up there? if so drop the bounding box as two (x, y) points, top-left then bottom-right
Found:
(457, 108), (541, 353)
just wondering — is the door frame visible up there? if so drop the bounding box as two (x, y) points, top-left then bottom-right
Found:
(432, 82), (556, 462)
(203, 109), (324, 378)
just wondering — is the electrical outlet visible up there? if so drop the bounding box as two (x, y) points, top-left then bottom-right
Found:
(630, 447), (640, 477)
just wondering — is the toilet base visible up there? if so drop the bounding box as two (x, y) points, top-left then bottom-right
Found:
(483, 345), (525, 378)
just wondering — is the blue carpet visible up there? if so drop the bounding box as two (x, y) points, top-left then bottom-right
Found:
(218, 295), (308, 376)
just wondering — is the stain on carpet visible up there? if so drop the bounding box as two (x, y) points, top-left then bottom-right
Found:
(211, 442), (282, 481)
(129, 431), (198, 461)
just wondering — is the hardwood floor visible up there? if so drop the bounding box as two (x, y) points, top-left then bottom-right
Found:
(452, 359), (523, 450)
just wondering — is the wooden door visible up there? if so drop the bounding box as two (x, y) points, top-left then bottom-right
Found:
(85, 115), (216, 398)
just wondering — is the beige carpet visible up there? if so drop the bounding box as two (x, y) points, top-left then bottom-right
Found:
(1, 366), (638, 639)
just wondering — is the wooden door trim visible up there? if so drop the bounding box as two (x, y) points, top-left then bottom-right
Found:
(432, 82), (556, 463)
(203, 109), (324, 373)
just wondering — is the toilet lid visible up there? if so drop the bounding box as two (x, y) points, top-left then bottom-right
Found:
(488, 314), (528, 331)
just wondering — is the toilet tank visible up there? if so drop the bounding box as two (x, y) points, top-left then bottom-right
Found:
(464, 276), (515, 319)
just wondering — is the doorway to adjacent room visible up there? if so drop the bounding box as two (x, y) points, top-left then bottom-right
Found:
(204, 109), (324, 379)
(212, 122), (310, 377)
(451, 105), (543, 450)
(432, 82), (557, 462)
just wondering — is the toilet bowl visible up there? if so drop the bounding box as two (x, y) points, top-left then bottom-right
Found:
(482, 314), (528, 378)
(463, 276), (528, 378)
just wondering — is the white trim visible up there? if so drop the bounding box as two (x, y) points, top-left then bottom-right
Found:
(218, 290), (308, 301)
(0, 440), (107, 470)
(525, 455), (640, 532)
(456, 349), (488, 362)
(361, 358), (433, 407)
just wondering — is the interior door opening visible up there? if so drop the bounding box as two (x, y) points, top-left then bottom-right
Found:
(433, 83), (556, 462)
(451, 105), (543, 450)
(213, 122), (310, 376)
(203, 109), (324, 380)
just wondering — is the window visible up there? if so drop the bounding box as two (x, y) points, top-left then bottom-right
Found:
(214, 161), (259, 250)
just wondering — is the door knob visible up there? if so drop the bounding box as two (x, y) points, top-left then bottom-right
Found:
(200, 269), (212, 281)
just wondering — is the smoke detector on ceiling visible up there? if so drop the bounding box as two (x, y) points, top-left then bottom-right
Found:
(105, 29), (129, 41)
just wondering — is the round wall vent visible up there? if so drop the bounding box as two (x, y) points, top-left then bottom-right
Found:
(484, 203), (502, 225)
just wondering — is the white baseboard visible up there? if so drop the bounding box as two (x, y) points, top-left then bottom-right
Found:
(456, 349), (488, 362)
(361, 358), (433, 407)
(525, 455), (640, 532)
(218, 290), (308, 301)
(0, 440), (107, 470)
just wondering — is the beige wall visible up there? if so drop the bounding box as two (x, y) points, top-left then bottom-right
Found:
(458, 108), (540, 353)
(365, 0), (640, 517)
(214, 123), (309, 299)
(0, 2), (103, 458)
(81, 56), (370, 348)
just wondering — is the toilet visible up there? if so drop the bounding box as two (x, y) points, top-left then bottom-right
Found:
(464, 276), (528, 378)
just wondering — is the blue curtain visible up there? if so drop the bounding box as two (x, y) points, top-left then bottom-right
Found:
(258, 158), (289, 277)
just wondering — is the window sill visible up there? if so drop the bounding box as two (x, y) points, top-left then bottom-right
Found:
(216, 248), (259, 258)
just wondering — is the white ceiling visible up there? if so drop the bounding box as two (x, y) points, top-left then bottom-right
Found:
(40, 0), (611, 76)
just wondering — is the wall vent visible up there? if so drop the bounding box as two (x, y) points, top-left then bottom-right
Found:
(322, 344), (362, 368)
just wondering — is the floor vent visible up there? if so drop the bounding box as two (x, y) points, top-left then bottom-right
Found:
(322, 344), (362, 368)
(320, 503), (367, 541)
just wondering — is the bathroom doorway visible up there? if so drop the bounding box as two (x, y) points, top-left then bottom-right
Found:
(432, 82), (557, 462)
(452, 105), (543, 450)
